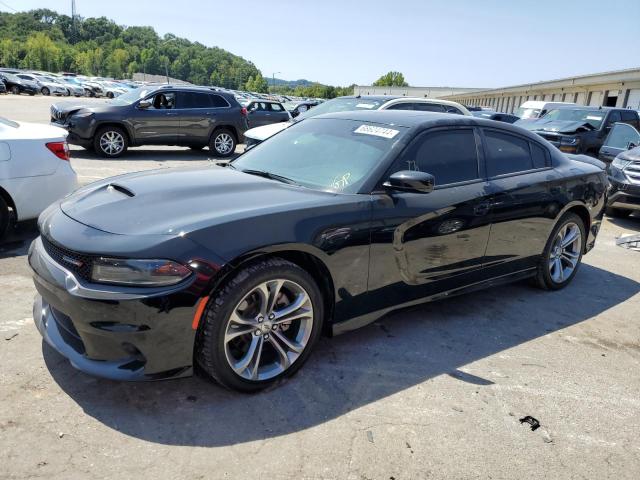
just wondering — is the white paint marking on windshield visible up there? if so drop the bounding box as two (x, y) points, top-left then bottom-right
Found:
(356, 103), (377, 109)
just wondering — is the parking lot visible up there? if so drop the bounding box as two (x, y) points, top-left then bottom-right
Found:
(1, 95), (640, 479)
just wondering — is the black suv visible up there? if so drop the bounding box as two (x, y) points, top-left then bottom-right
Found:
(51, 85), (249, 158)
(519, 106), (640, 156)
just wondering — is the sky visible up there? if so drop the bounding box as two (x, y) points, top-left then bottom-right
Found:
(3, 0), (640, 88)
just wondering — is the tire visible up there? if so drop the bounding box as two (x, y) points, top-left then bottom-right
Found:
(209, 128), (237, 158)
(41, 87), (50, 96)
(106, 91), (114, 99)
(605, 206), (631, 218)
(0, 196), (10, 241)
(10, 85), (19, 95)
(195, 258), (324, 392)
(533, 212), (586, 290)
(93, 126), (128, 158)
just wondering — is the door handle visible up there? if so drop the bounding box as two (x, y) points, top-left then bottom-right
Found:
(474, 202), (491, 216)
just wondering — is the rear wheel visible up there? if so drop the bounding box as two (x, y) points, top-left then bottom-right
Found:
(41, 87), (50, 96)
(209, 128), (236, 158)
(94, 126), (128, 158)
(195, 258), (323, 392)
(605, 206), (631, 218)
(534, 212), (585, 290)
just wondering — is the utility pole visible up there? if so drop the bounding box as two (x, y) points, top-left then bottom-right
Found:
(272, 71), (280, 92)
(70, 0), (78, 44)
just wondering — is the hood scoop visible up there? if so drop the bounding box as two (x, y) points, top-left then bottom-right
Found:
(106, 183), (135, 197)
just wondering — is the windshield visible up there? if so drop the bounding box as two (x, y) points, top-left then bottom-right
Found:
(109, 87), (154, 105)
(295, 97), (386, 121)
(232, 118), (406, 193)
(543, 109), (606, 128)
(515, 107), (541, 119)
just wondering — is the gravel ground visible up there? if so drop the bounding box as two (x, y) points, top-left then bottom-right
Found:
(1, 94), (639, 480)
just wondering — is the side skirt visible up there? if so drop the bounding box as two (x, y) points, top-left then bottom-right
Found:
(331, 267), (537, 336)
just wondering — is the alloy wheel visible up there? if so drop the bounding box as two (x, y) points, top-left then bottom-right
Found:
(99, 131), (124, 156)
(214, 133), (233, 154)
(224, 279), (314, 381)
(548, 222), (581, 283)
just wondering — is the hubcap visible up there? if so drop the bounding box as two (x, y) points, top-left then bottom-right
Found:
(99, 131), (124, 155)
(214, 133), (233, 154)
(224, 279), (313, 381)
(548, 222), (581, 283)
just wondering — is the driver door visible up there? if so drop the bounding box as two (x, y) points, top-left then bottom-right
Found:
(598, 123), (640, 163)
(131, 91), (179, 144)
(368, 126), (492, 308)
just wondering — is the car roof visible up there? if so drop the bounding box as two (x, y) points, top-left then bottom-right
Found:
(311, 110), (546, 139)
(548, 105), (618, 111)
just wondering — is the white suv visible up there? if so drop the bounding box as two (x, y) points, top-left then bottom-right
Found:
(243, 96), (471, 148)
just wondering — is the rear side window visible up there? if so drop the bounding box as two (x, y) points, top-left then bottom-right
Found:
(392, 129), (479, 186)
(414, 103), (447, 112)
(179, 92), (212, 108)
(531, 143), (549, 169)
(484, 130), (536, 176)
(620, 110), (637, 122)
(270, 103), (284, 111)
(210, 94), (229, 108)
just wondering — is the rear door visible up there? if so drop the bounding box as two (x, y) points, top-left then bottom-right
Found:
(176, 91), (215, 145)
(598, 123), (640, 163)
(368, 126), (493, 307)
(480, 128), (557, 275)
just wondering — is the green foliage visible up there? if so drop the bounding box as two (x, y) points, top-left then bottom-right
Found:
(269, 83), (356, 99)
(0, 9), (261, 88)
(245, 73), (269, 93)
(372, 71), (408, 87)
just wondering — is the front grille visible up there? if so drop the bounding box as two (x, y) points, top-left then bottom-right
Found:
(624, 162), (640, 185)
(41, 236), (94, 282)
(50, 307), (85, 354)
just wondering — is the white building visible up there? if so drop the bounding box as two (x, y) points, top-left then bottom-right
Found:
(442, 67), (640, 113)
(353, 85), (486, 98)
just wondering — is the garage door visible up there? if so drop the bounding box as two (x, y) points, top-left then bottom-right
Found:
(576, 92), (586, 105)
(627, 89), (640, 109)
(588, 91), (603, 106)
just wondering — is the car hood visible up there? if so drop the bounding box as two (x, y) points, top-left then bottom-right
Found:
(521, 119), (596, 134)
(244, 121), (292, 141)
(51, 100), (121, 116)
(60, 166), (337, 236)
(618, 146), (640, 162)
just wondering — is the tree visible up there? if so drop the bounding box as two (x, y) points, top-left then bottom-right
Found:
(22, 32), (61, 71)
(245, 73), (268, 93)
(372, 71), (408, 87)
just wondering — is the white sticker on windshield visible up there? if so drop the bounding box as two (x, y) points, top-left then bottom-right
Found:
(586, 115), (603, 121)
(354, 124), (399, 139)
(356, 103), (376, 109)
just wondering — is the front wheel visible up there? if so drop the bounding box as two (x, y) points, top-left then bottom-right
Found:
(41, 87), (50, 96)
(209, 128), (236, 158)
(195, 258), (323, 392)
(93, 126), (128, 158)
(534, 212), (585, 290)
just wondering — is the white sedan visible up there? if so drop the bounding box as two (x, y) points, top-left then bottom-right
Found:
(0, 118), (78, 239)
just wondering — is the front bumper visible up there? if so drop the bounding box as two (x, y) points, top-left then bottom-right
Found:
(29, 236), (200, 381)
(607, 177), (640, 211)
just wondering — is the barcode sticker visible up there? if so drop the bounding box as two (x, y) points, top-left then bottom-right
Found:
(354, 124), (399, 139)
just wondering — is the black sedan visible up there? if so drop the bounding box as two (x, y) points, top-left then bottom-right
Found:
(29, 111), (607, 392)
(0, 72), (38, 95)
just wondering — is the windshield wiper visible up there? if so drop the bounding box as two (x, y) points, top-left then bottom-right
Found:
(240, 169), (300, 186)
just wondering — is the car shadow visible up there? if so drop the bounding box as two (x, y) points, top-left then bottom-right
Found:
(69, 147), (243, 163)
(0, 220), (38, 257)
(606, 213), (640, 231)
(43, 263), (639, 447)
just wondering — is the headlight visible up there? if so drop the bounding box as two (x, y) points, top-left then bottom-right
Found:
(560, 136), (579, 146)
(612, 156), (632, 170)
(91, 258), (192, 286)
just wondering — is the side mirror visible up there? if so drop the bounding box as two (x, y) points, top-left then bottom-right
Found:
(138, 100), (151, 109)
(383, 170), (435, 194)
(628, 142), (638, 150)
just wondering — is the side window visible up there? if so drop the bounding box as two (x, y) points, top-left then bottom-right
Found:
(604, 124), (640, 149)
(606, 111), (622, 126)
(444, 106), (463, 114)
(270, 103), (284, 112)
(531, 143), (550, 169)
(392, 129), (479, 186)
(414, 103), (447, 112)
(150, 92), (176, 109)
(620, 110), (639, 127)
(209, 94), (229, 108)
(178, 92), (212, 109)
(484, 130), (535, 176)
(386, 103), (414, 111)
